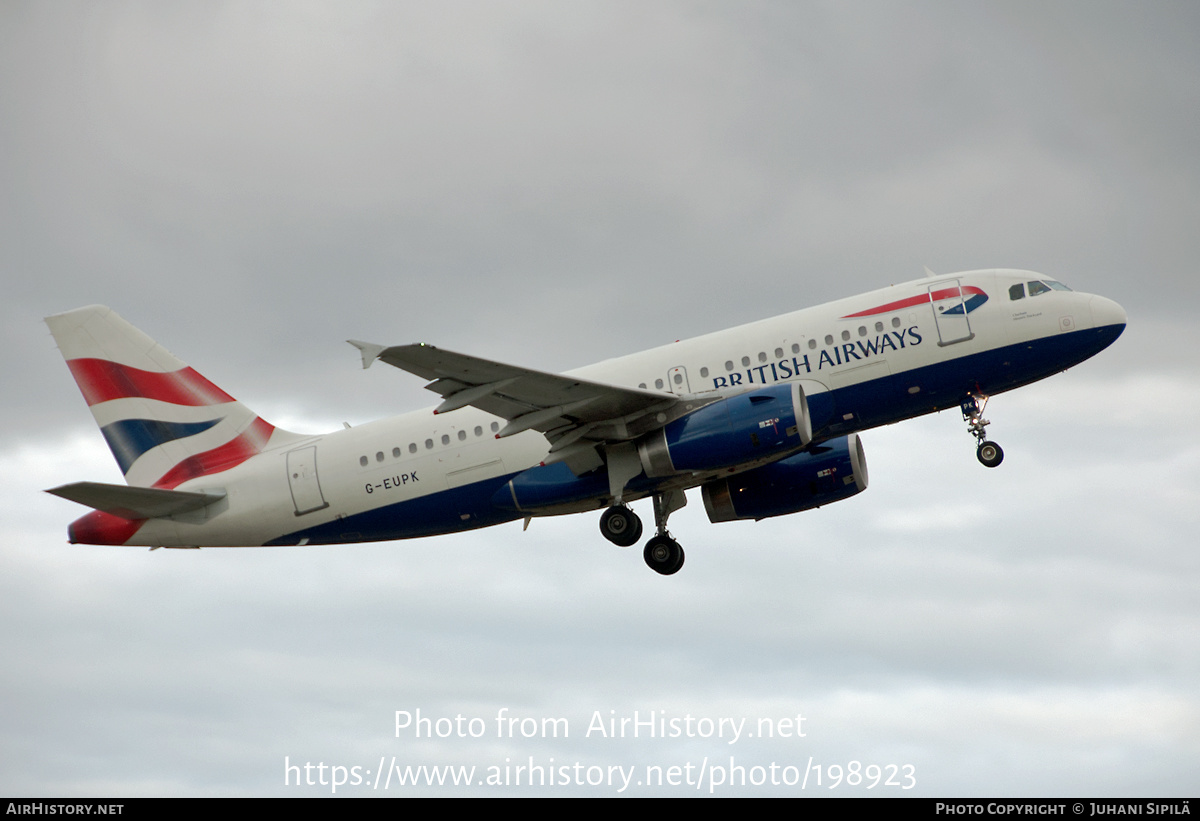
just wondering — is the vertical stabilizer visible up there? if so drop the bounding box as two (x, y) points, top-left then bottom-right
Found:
(46, 305), (286, 489)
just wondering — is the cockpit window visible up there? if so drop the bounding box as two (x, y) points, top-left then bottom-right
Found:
(1009, 283), (1025, 300)
(1026, 279), (1072, 297)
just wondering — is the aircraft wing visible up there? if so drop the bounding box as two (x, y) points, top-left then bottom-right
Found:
(348, 341), (710, 465)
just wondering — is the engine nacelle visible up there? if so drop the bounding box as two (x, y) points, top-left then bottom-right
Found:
(638, 382), (813, 478)
(701, 434), (868, 522)
(492, 461), (610, 514)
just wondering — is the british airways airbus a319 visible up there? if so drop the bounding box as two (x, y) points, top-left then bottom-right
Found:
(45, 269), (1126, 575)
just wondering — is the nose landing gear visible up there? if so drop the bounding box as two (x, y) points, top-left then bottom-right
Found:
(962, 393), (1004, 468)
(976, 439), (1004, 468)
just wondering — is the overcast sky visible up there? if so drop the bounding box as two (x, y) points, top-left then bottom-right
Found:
(2, 1), (1197, 796)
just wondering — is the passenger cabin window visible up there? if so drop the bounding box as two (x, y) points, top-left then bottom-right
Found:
(1009, 283), (1025, 300)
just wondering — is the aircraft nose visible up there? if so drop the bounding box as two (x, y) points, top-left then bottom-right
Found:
(1089, 295), (1127, 331)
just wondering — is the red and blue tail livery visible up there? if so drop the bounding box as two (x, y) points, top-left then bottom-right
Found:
(45, 305), (294, 545)
(45, 270), (1125, 574)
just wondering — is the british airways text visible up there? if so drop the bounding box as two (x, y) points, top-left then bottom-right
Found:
(711, 326), (923, 390)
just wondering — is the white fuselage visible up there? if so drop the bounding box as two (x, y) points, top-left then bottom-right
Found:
(118, 269), (1126, 547)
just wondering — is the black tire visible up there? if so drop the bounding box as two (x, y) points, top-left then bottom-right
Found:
(643, 535), (685, 575)
(977, 441), (1004, 468)
(627, 515), (643, 545)
(599, 506), (642, 547)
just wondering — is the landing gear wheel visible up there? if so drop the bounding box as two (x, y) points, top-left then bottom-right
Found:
(976, 441), (1004, 468)
(599, 506), (642, 547)
(643, 535), (685, 575)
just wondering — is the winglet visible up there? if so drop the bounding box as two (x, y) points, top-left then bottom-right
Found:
(347, 340), (386, 370)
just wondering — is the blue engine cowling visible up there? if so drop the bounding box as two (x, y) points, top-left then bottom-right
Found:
(493, 461), (607, 513)
(493, 383), (820, 515)
(701, 434), (868, 522)
(638, 382), (813, 478)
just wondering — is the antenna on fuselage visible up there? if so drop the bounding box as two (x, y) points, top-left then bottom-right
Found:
(923, 266), (938, 278)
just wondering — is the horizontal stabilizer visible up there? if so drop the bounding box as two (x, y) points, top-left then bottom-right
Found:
(46, 482), (226, 520)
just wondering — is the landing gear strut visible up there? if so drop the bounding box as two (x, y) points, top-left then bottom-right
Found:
(599, 505), (642, 547)
(643, 490), (686, 575)
(961, 393), (1004, 468)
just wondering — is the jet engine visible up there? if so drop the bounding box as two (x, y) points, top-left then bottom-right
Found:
(701, 434), (868, 522)
(638, 382), (812, 478)
(495, 383), (821, 515)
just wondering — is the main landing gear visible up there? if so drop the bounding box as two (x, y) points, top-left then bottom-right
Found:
(599, 490), (687, 575)
(961, 393), (1004, 468)
(643, 534), (684, 576)
(599, 504), (642, 547)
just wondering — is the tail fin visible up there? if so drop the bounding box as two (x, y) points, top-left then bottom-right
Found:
(46, 305), (285, 489)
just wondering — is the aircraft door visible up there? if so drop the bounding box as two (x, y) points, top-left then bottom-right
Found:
(929, 280), (975, 346)
(287, 446), (329, 516)
(667, 367), (690, 394)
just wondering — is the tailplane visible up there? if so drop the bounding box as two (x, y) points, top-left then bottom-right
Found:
(45, 305), (289, 490)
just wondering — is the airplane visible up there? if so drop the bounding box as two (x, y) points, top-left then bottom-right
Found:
(44, 269), (1126, 575)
